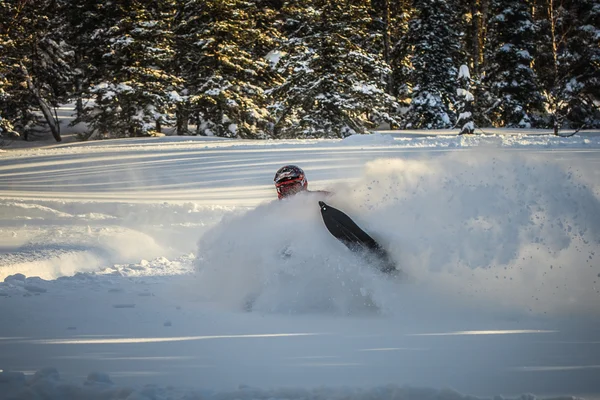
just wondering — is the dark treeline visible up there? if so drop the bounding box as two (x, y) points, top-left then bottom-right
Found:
(0, 0), (598, 141)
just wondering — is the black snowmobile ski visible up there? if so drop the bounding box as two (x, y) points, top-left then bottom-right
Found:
(319, 201), (397, 273)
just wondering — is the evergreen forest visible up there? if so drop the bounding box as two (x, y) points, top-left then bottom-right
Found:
(0, 0), (598, 141)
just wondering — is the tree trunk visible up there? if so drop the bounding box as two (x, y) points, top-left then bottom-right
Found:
(195, 112), (202, 135)
(382, 0), (391, 66)
(547, 0), (561, 135)
(176, 103), (189, 135)
(471, 0), (482, 78)
(75, 52), (84, 115)
(20, 63), (61, 142)
(480, 0), (490, 66)
(382, 0), (394, 128)
(547, 0), (559, 81)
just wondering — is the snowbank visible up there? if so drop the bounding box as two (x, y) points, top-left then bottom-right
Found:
(342, 132), (396, 145)
(0, 200), (235, 281)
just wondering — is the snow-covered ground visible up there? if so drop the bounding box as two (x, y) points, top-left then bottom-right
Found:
(1, 132), (600, 400)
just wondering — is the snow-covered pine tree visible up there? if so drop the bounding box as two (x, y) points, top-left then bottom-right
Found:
(76, 0), (181, 139)
(36, 0), (75, 98)
(456, 64), (475, 134)
(559, 0), (600, 130)
(373, 0), (413, 122)
(270, 0), (401, 138)
(482, 0), (544, 128)
(0, 0), (74, 141)
(0, 0), (24, 138)
(66, 0), (127, 138)
(0, 67), (17, 138)
(63, 0), (116, 116)
(173, 0), (279, 138)
(402, 0), (465, 129)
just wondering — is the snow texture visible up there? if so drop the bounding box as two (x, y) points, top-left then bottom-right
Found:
(1, 132), (600, 399)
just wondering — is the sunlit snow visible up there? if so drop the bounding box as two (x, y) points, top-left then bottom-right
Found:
(1, 127), (600, 400)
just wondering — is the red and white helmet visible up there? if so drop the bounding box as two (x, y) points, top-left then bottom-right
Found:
(274, 165), (308, 199)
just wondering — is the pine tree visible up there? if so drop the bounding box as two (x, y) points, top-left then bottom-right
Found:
(403, 0), (465, 129)
(456, 64), (475, 134)
(75, 0), (181, 139)
(375, 0), (413, 120)
(63, 0), (114, 115)
(482, 0), (544, 127)
(559, 0), (600, 129)
(0, 0), (74, 141)
(270, 0), (401, 138)
(0, 0), (24, 138)
(173, 0), (279, 138)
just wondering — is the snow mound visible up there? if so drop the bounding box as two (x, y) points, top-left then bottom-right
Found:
(0, 202), (74, 219)
(0, 226), (167, 281)
(342, 132), (395, 145)
(96, 254), (195, 277)
(0, 255), (194, 296)
(0, 247), (109, 282)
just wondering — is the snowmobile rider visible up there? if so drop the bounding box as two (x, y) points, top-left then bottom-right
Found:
(274, 165), (330, 199)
